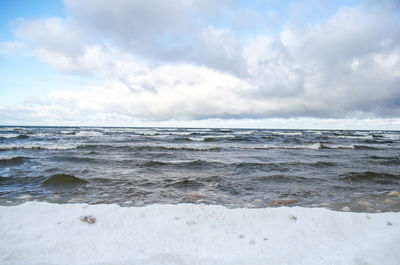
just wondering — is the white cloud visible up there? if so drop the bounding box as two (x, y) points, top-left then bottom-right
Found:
(2, 0), (400, 127)
(0, 41), (30, 56)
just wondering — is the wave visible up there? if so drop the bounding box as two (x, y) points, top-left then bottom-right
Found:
(0, 134), (31, 140)
(131, 129), (170, 136)
(305, 130), (323, 135)
(0, 156), (29, 166)
(49, 156), (99, 163)
(60, 130), (77, 135)
(369, 155), (400, 165)
(0, 143), (78, 151)
(270, 131), (303, 136)
(139, 160), (338, 171)
(0, 141), (389, 153)
(311, 161), (338, 167)
(0, 127), (25, 132)
(75, 131), (104, 137)
(170, 131), (192, 136)
(229, 136), (255, 142)
(218, 129), (233, 133)
(16, 134), (30, 139)
(187, 137), (219, 142)
(142, 160), (210, 167)
(0, 175), (42, 186)
(369, 155), (393, 160)
(337, 135), (374, 140)
(320, 144), (355, 149)
(255, 174), (308, 183)
(363, 139), (394, 144)
(77, 144), (222, 152)
(340, 171), (399, 184)
(354, 145), (380, 150)
(188, 137), (206, 141)
(0, 176), (9, 183)
(181, 134), (237, 141)
(42, 174), (88, 187)
(320, 144), (384, 150)
(0, 134), (26, 139)
(80, 142), (325, 151)
(77, 144), (117, 150)
(163, 178), (205, 189)
(381, 133), (400, 141)
(160, 146), (222, 151)
(256, 143), (321, 150)
(236, 130), (254, 135)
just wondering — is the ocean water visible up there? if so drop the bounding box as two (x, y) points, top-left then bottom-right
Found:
(0, 126), (399, 212)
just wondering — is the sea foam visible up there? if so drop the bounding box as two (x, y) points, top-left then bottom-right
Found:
(0, 202), (399, 265)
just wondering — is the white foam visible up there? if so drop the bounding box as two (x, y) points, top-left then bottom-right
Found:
(236, 130), (254, 135)
(335, 135), (374, 140)
(1, 202), (398, 265)
(60, 130), (77, 134)
(271, 131), (303, 136)
(322, 144), (355, 149)
(0, 155), (19, 160)
(75, 131), (104, 137)
(189, 137), (204, 141)
(0, 133), (20, 138)
(0, 155), (23, 160)
(170, 131), (193, 136)
(306, 130), (323, 135)
(382, 133), (400, 141)
(188, 128), (212, 132)
(151, 134), (170, 139)
(0, 143), (78, 150)
(212, 134), (235, 138)
(258, 143), (321, 150)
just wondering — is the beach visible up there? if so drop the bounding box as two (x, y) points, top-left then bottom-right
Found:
(1, 201), (399, 265)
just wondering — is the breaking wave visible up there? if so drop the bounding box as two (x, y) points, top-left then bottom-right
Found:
(42, 174), (88, 187)
(0, 156), (29, 165)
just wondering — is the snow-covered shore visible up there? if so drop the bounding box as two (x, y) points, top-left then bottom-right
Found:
(0, 202), (399, 265)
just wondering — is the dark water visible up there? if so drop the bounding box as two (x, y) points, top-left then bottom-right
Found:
(0, 126), (399, 212)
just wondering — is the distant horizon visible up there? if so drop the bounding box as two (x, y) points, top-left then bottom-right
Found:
(1, 121), (400, 131)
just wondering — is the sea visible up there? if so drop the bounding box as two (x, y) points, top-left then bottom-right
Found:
(0, 126), (399, 212)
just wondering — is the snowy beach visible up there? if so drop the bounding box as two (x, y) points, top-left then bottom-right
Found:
(1, 202), (399, 265)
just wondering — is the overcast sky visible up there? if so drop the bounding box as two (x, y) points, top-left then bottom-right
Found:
(1, 0), (400, 129)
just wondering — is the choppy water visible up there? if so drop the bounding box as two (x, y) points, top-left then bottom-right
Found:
(0, 126), (399, 212)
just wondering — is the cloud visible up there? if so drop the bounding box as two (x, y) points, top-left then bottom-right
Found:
(280, 4), (400, 117)
(0, 41), (30, 57)
(2, 0), (400, 125)
(63, 0), (245, 74)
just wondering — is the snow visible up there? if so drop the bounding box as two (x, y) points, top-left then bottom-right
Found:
(0, 202), (399, 265)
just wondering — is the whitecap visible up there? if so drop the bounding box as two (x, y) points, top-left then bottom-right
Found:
(169, 132), (193, 136)
(322, 144), (355, 149)
(0, 143), (78, 150)
(271, 131), (303, 136)
(75, 131), (104, 137)
(0, 134), (20, 138)
(236, 131), (254, 135)
(382, 134), (400, 141)
(189, 137), (204, 141)
(256, 143), (321, 150)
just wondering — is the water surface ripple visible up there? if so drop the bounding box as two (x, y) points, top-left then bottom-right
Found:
(1, 126), (399, 212)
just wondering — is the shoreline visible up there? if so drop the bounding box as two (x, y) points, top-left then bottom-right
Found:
(1, 201), (399, 265)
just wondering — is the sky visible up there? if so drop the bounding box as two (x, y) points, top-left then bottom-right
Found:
(0, 0), (400, 129)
